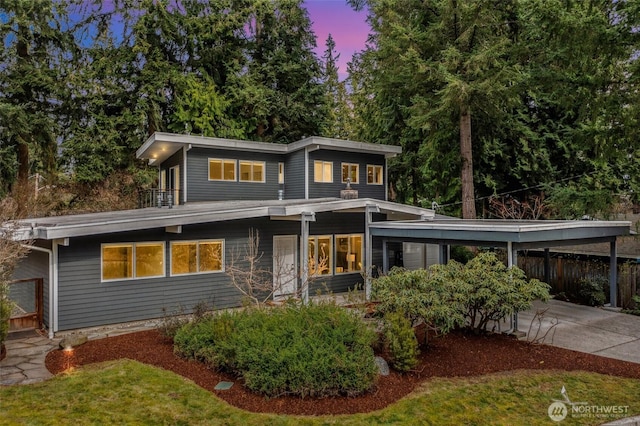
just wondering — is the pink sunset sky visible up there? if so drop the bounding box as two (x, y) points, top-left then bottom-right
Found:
(303, 0), (371, 80)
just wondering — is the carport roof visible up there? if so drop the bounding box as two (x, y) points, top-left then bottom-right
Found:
(370, 218), (632, 250)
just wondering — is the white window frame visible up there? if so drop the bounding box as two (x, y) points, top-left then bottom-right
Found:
(278, 162), (285, 184)
(367, 164), (383, 185)
(208, 158), (237, 181)
(334, 234), (363, 275)
(314, 160), (333, 183)
(239, 160), (266, 183)
(341, 162), (359, 184)
(101, 242), (166, 282)
(170, 239), (225, 276)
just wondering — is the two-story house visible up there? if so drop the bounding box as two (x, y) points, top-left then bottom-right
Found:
(9, 132), (630, 337)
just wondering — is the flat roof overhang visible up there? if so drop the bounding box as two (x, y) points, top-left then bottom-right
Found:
(370, 219), (632, 250)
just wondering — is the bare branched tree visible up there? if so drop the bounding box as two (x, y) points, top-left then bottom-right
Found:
(226, 229), (329, 307)
(488, 193), (548, 220)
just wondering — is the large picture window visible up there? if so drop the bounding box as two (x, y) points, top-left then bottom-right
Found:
(171, 240), (224, 275)
(367, 165), (383, 185)
(239, 161), (265, 182)
(335, 234), (363, 274)
(209, 159), (236, 181)
(342, 163), (359, 184)
(308, 236), (332, 276)
(314, 160), (333, 183)
(102, 242), (165, 281)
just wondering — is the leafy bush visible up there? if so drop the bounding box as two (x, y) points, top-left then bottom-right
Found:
(462, 252), (551, 333)
(372, 265), (468, 336)
(622, 295), (640, 316)
(382, 311), (419, 372)
(577, 276), (608, 307)
(174, 302), (378, 397)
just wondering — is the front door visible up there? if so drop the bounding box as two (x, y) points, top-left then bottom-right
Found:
(273, 235), (297, 298)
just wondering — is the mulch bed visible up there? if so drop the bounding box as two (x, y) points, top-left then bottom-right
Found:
(45, 329), (640, 416)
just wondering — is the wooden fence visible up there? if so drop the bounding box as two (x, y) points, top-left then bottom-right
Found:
(519, 255), (639, 308)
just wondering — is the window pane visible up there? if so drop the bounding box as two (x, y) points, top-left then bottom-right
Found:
(323, 163), (332, 182)
(278, 163), (284, 184)
(223, 160), (235, 180)
(199, 241), (223, 272)
(350, 235), (363, 271)
(375, 166), (383, 184)
(103, 245), (132, 280)
(308, 238), (317, 274)
(135, 243), (164, 278)
(335, 236), (348, 273)
(342, 165), (349, 183)
(253, 162), (263, 181)
(240, 161), (251, 181)
(350, 165), (358, 183)
(314, 161), (323, 182)
(209, 160), (222, 180)
(317, 236), (332, 275)
(172, 243), (197, 275)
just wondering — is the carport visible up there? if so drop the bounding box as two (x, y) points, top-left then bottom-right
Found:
(365, 218), (632, 309)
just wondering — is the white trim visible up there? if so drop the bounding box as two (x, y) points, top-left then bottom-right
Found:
(341, 162), (359, 184)
(384, 158), (389, 201)
(238, 160), (266, 183)
(207, 158), (237, 181)
(182, 145), (188, 203)
(169, 239), (225, 276)
(366, 164), (383, 185)
(52, 240), (59, 334)
(100, 241), (166, 282)
(304, 147), (309, 199)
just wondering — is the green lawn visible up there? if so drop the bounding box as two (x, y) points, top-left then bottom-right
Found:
(1, 360), (638, 425)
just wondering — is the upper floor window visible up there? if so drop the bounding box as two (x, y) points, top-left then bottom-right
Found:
(209, 159), (236, 181)
(102, 242), (165, 281)
(342, 163), (359, 184)
(239, 161), (265, 182)
(278, 162), (284, 184)
(171, 240), (224, 276)
(367, 165), (383, 185)
(314, 160), (333, 183)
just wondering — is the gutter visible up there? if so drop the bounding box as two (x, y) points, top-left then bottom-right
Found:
(21, 244), (56, 339)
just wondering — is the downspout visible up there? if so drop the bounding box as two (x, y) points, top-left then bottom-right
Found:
(21, 244), (55, 339)
(304, 147), (309, 200)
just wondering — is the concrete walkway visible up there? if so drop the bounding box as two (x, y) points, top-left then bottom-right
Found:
(518, 299), (640, 364)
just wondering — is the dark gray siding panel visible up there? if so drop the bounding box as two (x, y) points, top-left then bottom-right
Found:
(186, 147), (285, 202)
(56, 212), (375, 330)
(284, 150), (305, 199)
(308, 150), (386, 200)
(12, 242), (50, 328)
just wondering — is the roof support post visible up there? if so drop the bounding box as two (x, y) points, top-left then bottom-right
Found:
(300, 212), (314, 304)
(364, 204), (379, 300)
(544, 248), (551, 284)
(610, 239), (617, 308)
(382, 239), (388, 274)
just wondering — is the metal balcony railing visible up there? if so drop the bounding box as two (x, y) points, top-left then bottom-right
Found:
(138, 188), (181, 208)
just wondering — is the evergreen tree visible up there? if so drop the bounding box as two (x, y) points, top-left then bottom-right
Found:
(321, 34), (353, 139)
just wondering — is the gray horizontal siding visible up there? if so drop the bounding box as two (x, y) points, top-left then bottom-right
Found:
(284, 150), (305, 199)
(185, 147), (285, 202)
(308, 150), (386, 200)
(56, 212), (377, 330)
(12, 243), (50, 328)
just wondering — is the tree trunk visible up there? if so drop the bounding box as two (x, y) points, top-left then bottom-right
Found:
(460, 109), (476, 219)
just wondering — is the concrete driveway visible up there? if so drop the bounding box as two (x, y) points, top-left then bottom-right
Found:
(518, 299), (640, 364)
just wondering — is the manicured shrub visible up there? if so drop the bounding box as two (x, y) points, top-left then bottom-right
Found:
(372, 265), (468, 336)
(462, 252), (551, 332)
(173, 302), (378, 397)
(577, 276), (608, 307)
(382, 311), (419, 372)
